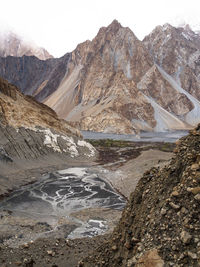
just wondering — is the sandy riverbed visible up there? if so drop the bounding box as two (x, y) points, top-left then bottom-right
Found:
(105, 149), (173, 198)
(0, 144), (173, 267)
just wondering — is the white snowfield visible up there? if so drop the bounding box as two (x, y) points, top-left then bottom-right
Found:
(20, 126), (96, 158)
(42, 128), (96, 158)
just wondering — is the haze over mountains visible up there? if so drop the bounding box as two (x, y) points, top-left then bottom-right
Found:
(0, 31), (52, 60)
(0, 20), (200, 134)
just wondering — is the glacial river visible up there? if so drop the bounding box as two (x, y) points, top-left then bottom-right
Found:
(0, 130), (188, 244)
(0, 166), (125, 241)
(82, 130), (188, 143)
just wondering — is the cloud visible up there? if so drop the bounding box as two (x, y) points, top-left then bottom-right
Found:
(0, 0), (200, 57)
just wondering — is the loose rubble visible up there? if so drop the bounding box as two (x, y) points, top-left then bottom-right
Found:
(81, 125), (200, 266)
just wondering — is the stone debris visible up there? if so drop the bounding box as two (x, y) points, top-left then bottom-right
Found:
(188, 251), (197, 260)
(180, 230), (192, 244)
(169, 202), (180, 210)
(191, 163), (199, 171)
(194, 194), (200, 201)
(81, 124), (200, 266)
(23, 243), (29, 248)
(160, 208), (167, 215)
(111, 245), (117, 251)
(136, 249), (164, 267)
(47, 250), (55, 257)
(171, 190), (179, 197)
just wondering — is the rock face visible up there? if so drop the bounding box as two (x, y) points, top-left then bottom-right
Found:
(143, 24), (200, 81)
(0, 77), (96, 195)
(1, 21), (200, 134)
(0, 54), (70, 100)
(81, 125), (200, 266)
(143, 23), (200, 127)
(39, 21), (200, 133)
(0, 31), (52, 60)
(45, 20), (189, 134)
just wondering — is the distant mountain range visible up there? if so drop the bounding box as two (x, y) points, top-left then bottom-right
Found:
(0, 31), (52, 60)
(0, 20), (200, 134)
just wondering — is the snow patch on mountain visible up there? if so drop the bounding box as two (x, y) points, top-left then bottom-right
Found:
(43, 129), (61, 152)
(18, 126), (95, 158)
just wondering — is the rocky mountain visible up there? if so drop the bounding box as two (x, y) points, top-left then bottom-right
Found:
(0, 31), (52, 60)
(81, 125), (200, 266)
(0, 21), (200, 134)
(143, 23), (200, 127)
(44, 20), (155, 134)
(0, 54), (70, 99)
(0, 76), (95, 196)
(43, 21), (200, 133)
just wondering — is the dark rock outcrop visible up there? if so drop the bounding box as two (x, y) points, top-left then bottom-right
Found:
(81, 125), (200, 266)
(0, 54), (71, 101)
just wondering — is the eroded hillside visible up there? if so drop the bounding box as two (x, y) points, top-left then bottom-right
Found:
(0, 77), (95, 196)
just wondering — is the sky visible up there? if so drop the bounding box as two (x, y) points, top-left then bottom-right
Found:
(0, 0), (200, 57)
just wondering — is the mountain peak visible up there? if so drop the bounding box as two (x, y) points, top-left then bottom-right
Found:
(182, 23), (192, 32)
(162, 23), (174, 31)
(109, 19), (121, 27)
(0, 30), (53, 60)
(106, 19), (122, 32)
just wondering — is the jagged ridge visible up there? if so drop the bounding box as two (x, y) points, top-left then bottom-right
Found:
(0, 76), (96, 197)
(0, 21), (200, 134)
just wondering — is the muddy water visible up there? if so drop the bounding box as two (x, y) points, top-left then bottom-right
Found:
(0, 167), (125, 245)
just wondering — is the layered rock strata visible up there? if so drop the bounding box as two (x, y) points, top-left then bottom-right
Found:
(0, 77), (95, 196)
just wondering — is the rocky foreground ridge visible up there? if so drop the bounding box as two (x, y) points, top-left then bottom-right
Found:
(0, 77), (95, 196)
(0, 21), (200, 134)
(81, 125), (200, 266)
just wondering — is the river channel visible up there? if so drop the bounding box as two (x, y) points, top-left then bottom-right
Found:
(0, 166), (125, 246)
(0, 130), (188, 247)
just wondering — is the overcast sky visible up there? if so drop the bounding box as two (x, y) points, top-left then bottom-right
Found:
(0, 0), (200, 57)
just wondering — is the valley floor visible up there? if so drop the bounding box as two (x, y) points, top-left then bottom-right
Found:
(0, 141), (173, 267)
